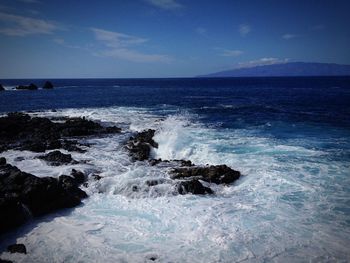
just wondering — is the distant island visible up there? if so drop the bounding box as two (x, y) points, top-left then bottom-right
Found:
(198, 62), (350, 78)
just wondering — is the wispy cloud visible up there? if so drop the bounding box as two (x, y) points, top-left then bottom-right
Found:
(0, 12), (58, 36)
(282, 33), (298, 40)
(91, 28), (171, 63)
(239, 24), (251, 37)
(219, 49), (243, 57)
(237, 57), (289, 68)
(196, 27), (207, 36)
(144, 0), (183, 10)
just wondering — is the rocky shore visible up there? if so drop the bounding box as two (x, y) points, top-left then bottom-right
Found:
(0, 111), (241, 259)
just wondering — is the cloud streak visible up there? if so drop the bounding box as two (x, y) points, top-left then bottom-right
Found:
(219, 49), (243, 57)
(239, 24), (251, 37)
(144, 0), (183, 10)
(282, 33), (298, 40)
(91, 28), (171, 63)
(237, 57), (289, 68)
(0, 12), (58, 36)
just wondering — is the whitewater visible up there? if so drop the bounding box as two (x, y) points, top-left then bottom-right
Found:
(0, 105), (348, 262)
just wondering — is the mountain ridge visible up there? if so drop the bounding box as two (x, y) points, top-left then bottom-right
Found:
(198, 62), (350, 77)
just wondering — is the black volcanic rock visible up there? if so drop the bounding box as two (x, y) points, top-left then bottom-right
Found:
(38, 150), (77, 166)
(7, 244), (26, 254)
(0, 159), (87, 233)
(0, 112), (121, 153)
(70, 169), (85, 185)
(43, 81), (54, 89)
(171, 165), (240, 184)
(177, 180), (213, 195)
(0, 84), (4, 91)
(126, 129), (158, 161)
(15, 83), (38, 90)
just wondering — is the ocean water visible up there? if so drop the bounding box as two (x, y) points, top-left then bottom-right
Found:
(0, 77), (349, 262)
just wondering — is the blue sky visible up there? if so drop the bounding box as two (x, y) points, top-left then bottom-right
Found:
(0, 0), (349, 78)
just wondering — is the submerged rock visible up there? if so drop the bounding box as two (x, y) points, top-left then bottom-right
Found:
(171, 165), (240, 184)
(7, 244), (26, 254)
(15, 84), (38, 90)
(0, 159), (87, 233)
(177, 180), (213, 195)
(42, 81), (54, 89)
(38, 150), (77, 166)
(126, 129), (158, 161)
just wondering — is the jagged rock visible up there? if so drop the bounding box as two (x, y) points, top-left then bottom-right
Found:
(0, 258), (13, 263)
(0, 113), (121, 153)
(71, 169), (85, 184)
(0, 84), (4, 91)
(92, 174), (102, 181)
(177, 180), (213, 195)
(15, 84), (38, 90)
(145, 179), (165, 186)
(149, 158), (162, 166)
(126, 129), (158, 161)
(0, 157), (6, 165)
(38, 150), (77, 166)
(7, 244), (26, 254)
(0, 160), (87, 233)
(171, 165), (240, 184)
(42, 81), (54, 89)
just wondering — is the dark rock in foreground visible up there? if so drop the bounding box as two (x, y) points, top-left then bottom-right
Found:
(42, 81), (54, 89)
(126, 129), (158, 161)
(0, 84), (4, 91)
(0, 112), (121, 153)
(15, 84), (38, 90)
(171, 165), (241, 184)
(177, 180), (213, 195)
(7, 244), (26, 254)
(0, 159), (87, 234)
(38, 150), (78, 166)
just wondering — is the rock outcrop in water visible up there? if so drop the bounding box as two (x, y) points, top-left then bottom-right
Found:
(0, 158), (87, 234)
(7, 244), (26, 254)
(126, 130), (241, 195)
(0, 84), (4, 91)
(171, 165), (241, 184)
(38, 150), (78, 166)
(15, 84), (38, 90)
(0, 112), (121, 153)
(42, 81), (54, 89)
(126, 129), (158, 161)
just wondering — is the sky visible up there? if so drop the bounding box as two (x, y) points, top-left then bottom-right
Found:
(0, 0), (349, 78)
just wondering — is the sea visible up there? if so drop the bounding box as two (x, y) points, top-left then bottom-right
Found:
(0, 77), (349, 262)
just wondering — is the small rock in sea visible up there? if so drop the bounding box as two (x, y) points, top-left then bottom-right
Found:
(71, 169), (85, 184)
(42, 81), (54, 89)
(92, 174), (102, 180)
(0, 157), (6, 165)
(126, 129), (158, 161)
(7, 244), (27, 254)
(15, 83), (38, 90)
(0, 258), (13, 263)
(177, 180), (213, 195)
(171, 164), (240, 185)
(38, 150), (78, 166)
(0, 84), (4, 91)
